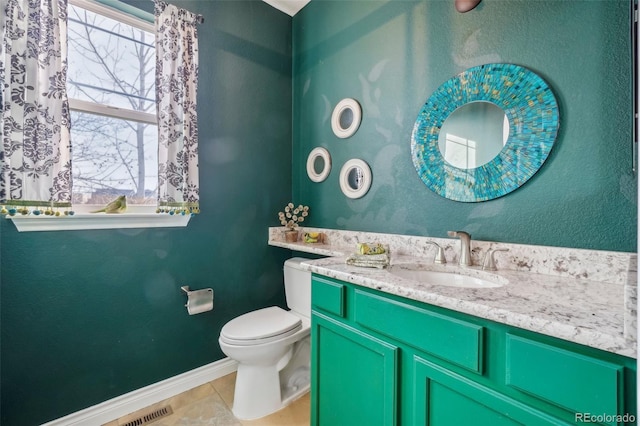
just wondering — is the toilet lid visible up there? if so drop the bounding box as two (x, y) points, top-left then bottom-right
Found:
(220, 306), (302, 342)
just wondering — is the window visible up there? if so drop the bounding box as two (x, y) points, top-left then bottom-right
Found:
(67, 0), (157, 210)
(5, 0), (195, 231)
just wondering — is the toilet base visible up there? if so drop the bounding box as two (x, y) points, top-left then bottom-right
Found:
(232, 363), (283, 420)
(231, 337), (311, 420)
(279, 337), (311, 403)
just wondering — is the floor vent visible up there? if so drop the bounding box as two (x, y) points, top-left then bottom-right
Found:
(120, 405), (174, 426)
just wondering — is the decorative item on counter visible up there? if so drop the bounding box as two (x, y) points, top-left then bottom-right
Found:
(357, 242), (386, 255)
(346, 253), (390, 269)
(91, 195), (127, 213)
(346, 243), (390, 269)
(278, 202), (309, 243)
(304, 232), (324, 244)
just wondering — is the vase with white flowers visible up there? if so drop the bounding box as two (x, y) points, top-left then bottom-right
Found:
(278, 203), (309, 242)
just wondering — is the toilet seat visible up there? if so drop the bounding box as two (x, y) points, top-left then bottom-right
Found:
(220, 306), (302, 346)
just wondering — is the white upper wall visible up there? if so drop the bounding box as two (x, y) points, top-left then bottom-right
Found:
(262, 0), (310, 16)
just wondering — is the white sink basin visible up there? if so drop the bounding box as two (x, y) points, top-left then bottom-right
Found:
(388, 266), (505, 288)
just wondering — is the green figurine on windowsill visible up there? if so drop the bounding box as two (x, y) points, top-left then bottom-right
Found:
(91, 195), (127, 214)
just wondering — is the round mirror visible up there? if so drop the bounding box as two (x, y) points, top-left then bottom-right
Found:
(411, 63), (559, 202)
(339, 159), (371, 199)
(438, 101), (509, 169)
(306, 147), (331, 182)
(331, 98), (362, 138)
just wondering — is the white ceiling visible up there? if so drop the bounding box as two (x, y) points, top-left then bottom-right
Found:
(262, 0), (310, 16)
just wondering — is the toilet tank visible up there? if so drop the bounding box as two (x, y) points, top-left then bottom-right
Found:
(283, 257), (312, 318)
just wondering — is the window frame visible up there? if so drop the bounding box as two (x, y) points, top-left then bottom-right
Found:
(7, 0), (192, 232)
(67, 0), (156, 128)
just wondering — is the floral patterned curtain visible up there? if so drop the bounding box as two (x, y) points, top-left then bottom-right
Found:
(154, 0), (200, 215)
(1, 0), (72, 215)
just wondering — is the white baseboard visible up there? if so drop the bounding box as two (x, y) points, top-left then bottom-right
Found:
(42, 357), (238, 426)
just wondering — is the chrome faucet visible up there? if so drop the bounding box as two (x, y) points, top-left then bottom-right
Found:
(426, 241), (446, 264)
(447, 231), (472, 266)
(482, 248), (509, 271)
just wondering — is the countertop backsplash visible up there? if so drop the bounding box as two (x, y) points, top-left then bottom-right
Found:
(269, 227), (636, 286)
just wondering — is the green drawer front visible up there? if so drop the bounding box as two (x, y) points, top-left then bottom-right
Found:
(506, 334), (623, 424)
(354, 290), (484, 373)
(312, 276), (345, 317)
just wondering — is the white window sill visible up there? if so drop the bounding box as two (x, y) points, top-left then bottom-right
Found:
(6, 212), (192, 232)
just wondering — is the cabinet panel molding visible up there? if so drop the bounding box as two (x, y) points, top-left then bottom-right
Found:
(312, 276), (346, 317)
(506, 334), (624, 425)
(354, 290), (484, 373)
(311, 312), (399, 426)
(414, 356), (569, 425)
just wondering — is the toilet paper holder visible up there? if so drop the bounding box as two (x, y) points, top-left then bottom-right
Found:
(181, 285), (214, 315)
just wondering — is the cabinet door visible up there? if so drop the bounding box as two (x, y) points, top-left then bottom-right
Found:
(311, 312), (399, 426)
(505, 334), (625, 425)
(413, 356), (570, 426)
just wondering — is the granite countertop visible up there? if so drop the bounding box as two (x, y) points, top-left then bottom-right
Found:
(302, 255), (633, 357)
(269, 227), (637, 358)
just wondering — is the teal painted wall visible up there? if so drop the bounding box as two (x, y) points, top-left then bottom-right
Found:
(292, 0), (637, 252)
(1, 0), (636, 424)
(0, 1), (292, 424)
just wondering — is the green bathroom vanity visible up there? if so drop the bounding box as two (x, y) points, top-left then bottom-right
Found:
(310, 275), (636, 426)
(268, 227), (637, 425)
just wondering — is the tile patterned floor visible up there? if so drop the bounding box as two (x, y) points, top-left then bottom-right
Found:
(104, 372), (310, 426)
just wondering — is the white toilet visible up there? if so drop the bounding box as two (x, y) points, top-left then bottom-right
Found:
(218, 257), (312, 420)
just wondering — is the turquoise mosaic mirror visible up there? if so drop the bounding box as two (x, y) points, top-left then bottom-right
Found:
(411, 63), (559, 202)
